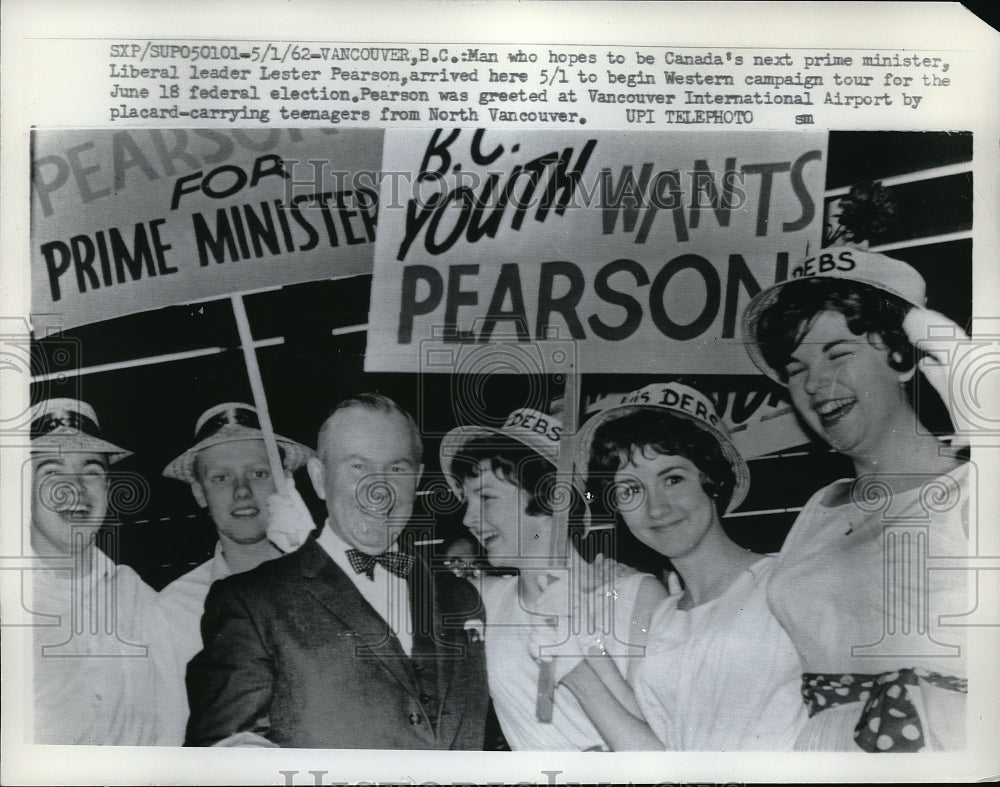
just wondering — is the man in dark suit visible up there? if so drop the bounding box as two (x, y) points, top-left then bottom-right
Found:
(185, 393), (489, 749)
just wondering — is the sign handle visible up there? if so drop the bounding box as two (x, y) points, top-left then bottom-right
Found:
(230, 294), (287, 496)
(535, 360), (579, 722)
(535, 659), (557, 723)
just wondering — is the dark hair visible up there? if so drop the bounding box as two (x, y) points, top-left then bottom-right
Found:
(451, 435), (581, 518)
(450, 435), (595, 558)
(755, 278), (915, 383)
(319, 392), (423, 464)
(588, 409), (736, 517)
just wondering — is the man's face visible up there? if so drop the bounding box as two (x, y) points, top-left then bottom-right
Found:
(192, 440), (277, 546)
(31, 451), (110, 556)
(308, 407), (423, 555)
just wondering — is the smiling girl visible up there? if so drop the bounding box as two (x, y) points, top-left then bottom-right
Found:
(548, 383), (807, 751)
(440, 408), (664, 751)
(744, 247), (970, 751)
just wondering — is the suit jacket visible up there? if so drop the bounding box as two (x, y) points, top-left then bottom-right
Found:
(185, 535), (489, 749)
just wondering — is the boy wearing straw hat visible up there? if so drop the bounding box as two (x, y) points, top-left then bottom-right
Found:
(151, 402), (314, 745)
(29, 397), (160, 745)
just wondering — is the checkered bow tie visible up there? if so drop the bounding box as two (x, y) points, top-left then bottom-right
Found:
(346, 548), (414, 580)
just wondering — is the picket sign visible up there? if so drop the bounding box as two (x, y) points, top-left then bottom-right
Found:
(31, 127), (384, 492)
(535, 364), (579, 722)
(230, 294), (287, 496)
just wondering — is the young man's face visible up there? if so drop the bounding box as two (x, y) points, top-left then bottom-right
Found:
(192, 440), (277, 546)
(31, 451), (110, 556)
(461, 464), (554, 569)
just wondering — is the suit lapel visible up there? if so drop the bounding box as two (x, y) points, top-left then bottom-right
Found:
(298, 539), (415, 697)
(409, 555), (447, 699)
(297, 538), (483, 748)
(409, 553), (478, 748)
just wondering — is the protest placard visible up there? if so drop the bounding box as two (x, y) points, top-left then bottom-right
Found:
(32, 128), (381, 328)
(367, 129), (825, 374)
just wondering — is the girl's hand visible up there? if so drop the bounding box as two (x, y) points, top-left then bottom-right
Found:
(903, 308), (971, 435)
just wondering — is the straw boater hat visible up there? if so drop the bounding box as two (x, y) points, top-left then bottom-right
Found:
(574, 383), (750, 514)
(163, 402), (314, 483)
(31, 398), (132, 463)
(439, 408), (586, 500)
(741, 246), (928, 385)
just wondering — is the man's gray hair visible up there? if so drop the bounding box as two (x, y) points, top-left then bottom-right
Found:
(317, 393), (423, 464)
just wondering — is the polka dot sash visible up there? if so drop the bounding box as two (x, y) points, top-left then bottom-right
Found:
(802, 668), (967, 752)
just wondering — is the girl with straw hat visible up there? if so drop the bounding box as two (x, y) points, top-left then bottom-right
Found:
(544, 382), (806, 750)
(742, 246), (969, 752)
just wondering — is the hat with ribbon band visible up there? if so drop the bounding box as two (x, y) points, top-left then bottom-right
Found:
(574, 383), (750, 514)
(31, 398), (132, 463)
(742, 246), (928, 385)
(439, 408), (585, 500)
(163, 402), (314, 483)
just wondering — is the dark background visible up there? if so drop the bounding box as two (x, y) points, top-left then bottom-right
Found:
(30, 130), (973, 589)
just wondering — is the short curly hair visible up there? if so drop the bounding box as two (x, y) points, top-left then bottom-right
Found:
(587, 409), (737, 518)
(450, 435), (586, 519)
(755, 278), (915, 383)
(450, 434), (594, 559)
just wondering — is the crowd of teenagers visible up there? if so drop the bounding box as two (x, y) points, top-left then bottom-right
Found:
(28, 247), (969, 752)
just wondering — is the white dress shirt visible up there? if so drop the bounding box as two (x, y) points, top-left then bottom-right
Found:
(150, 543), (232, 745)
(316, 522), (413, 656)
(32, 547), (160, 745)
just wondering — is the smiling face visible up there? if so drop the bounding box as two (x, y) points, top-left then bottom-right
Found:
(31, 451), (110, 556)
(612, 450), (719, 560)
(192, 440), (277, 546)
(309, 406), (423, 555)
(461, 465), (555, 569)
(783, 309), (912, 458)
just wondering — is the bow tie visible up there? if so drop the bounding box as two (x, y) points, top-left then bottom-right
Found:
(346, 548), (414, 580)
